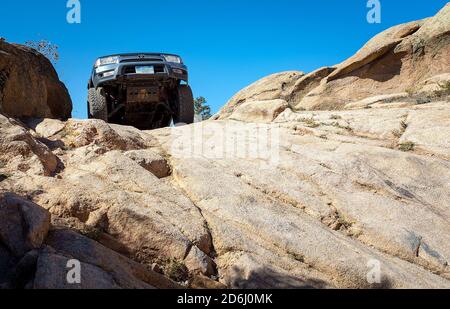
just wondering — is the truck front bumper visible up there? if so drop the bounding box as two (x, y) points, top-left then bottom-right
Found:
(92, 61), (188, 88)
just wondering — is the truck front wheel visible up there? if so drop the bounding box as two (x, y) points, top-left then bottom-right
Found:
(88, 87), (108, 121)
(174, 85), (194, 125)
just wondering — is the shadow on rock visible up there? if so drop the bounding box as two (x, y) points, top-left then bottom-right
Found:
(227, 265), (329, 289)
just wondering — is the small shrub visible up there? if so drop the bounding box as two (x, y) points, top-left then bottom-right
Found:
(405, 88), (415, 97)
(80, 226), (103, 241)
(415, 95), (432, 105)
(331, 122), (353, 132)
(301, 118), (320, 128)
(398, 141), (415, 152)
(165, 259), (189, 282)
(287, 251), (305, 263)
(25, 40), (59, 63)
(439, 81), (450, 95)
(330, 114), (342, 120)
(293, 107), (307, 112)
(307, 122), (320, 128)
(435, 81), (450, 97)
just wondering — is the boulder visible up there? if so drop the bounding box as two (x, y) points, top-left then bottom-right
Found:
(216, 71), (304, 120)
(299, 4), (450, 110)
(37, 229), (179, 289)
(0, 194), (50, 288)
(49, 119), (151, 151)
(228, 99), (289, 123)
(216, 4), (450, 116)
(184, 245), (216, 276)
(0, 193), (50, 257)
(0, 113), (58, 176)
(34, 250), (123, 289)
(0, 41), (72, 119)
(0, 192), (180, 289)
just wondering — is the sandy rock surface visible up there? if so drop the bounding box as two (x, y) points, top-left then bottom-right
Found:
(1, 102), (449, 288)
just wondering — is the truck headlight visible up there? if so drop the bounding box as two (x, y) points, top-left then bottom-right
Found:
(164, 55), (182, 64)
(95, 56), (119, 67)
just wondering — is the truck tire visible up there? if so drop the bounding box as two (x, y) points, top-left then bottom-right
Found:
(174, 85), (194, 125)
(88, 87), (108, 121)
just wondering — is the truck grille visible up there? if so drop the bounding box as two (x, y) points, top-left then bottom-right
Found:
(120, 58), (163, 63)
(122, 64), (166, 74)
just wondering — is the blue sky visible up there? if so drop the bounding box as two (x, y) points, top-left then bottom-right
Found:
(0, 0), (447, 118)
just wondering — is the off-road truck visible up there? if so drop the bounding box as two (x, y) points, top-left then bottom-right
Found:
(88, 53), (194, 129)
